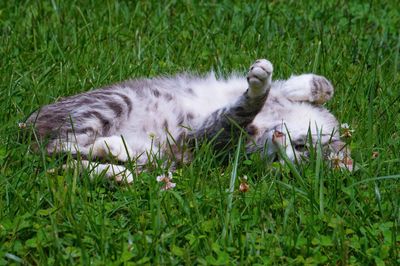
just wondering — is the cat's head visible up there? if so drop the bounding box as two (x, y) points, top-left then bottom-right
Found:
(249, 108), (353, 170)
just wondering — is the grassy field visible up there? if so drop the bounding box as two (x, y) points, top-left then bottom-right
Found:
(1, 0), (400, 265)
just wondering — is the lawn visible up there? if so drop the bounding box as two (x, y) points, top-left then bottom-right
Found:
(1, 0), (399, 265)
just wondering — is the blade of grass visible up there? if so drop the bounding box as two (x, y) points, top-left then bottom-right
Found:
(221, 133), (242, 242)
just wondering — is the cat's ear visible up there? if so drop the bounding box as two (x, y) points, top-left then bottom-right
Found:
(326, 139), (353, 171)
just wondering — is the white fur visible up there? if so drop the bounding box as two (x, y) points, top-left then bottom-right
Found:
(37, 59), (341, 182)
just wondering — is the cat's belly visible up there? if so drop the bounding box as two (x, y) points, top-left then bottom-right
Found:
(114, 76), (249, 158)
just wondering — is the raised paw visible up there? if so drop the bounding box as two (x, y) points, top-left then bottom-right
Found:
(310, 75), (334, 104)
(247, 59), (273, 97)
(92, 136), (133, 162)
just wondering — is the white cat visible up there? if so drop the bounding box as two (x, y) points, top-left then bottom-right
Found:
(26, 59), (352, 182)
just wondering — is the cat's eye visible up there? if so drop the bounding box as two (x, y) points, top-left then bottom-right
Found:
(294, 144), (307, 152)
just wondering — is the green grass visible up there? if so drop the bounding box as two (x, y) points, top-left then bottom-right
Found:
(1, 0), (400, 265)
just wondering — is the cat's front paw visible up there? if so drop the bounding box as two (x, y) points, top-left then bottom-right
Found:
(247, 59), (273, 97)
(92, 136), (133, 162)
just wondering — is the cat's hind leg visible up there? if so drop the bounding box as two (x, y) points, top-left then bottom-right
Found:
(278, 74), (334, 104)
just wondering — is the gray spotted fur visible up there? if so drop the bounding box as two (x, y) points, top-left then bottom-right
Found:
(26, 59), (346, 181)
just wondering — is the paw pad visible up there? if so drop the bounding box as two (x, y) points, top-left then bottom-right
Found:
(247, 59), (273, 95)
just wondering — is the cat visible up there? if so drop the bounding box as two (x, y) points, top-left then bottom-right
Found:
(25, 59), (352, 182)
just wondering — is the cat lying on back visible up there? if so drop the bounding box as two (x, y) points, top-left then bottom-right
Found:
(26, 59), (352, 182)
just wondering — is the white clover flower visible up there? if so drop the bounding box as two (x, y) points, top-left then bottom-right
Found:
(239, 175), (249, 193)
(18, 122), (27, 129)
(239, 182), (249, 193)
(161, 181), (176, 191)
(340, 123), (354, 138)
(341, 123), (350, 129)
(328, 153), (343, 169)
(156, 172), (176, 191)
(328, 151), (353, 171)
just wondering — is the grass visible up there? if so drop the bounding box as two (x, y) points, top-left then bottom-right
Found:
(1, 0), (399, 265)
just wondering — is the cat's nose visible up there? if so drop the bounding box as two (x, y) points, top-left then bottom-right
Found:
(273, 130), (284, 138)
(272, 130), (285, 146)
